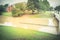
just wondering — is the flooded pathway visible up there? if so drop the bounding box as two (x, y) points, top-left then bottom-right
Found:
(0, 15), (59, 34)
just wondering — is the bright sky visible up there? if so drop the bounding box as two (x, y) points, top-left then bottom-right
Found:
(0, 0), (60, 8)
(0, 0), (27, 5)
(48, 0), (60, 7)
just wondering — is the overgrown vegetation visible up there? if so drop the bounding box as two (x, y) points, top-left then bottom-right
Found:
(12, 8), (24, 17)
(0, 0), (53, 17)
(15, 2), (27, 11)
(11, 0), (51, 16)
(27, 0), (50, 11)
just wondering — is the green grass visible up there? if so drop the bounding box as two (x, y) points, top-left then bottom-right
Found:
(2, 12), (12, 16)
(0, 25), (59, 40)
(30, 11), (52, 18)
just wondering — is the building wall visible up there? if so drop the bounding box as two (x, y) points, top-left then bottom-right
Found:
(6, 5), (13, 12)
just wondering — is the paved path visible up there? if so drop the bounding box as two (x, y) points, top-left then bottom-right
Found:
(1, 15), (58, 34)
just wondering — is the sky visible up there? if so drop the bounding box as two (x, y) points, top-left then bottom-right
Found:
(0, 0), (27, 5)
(48, 0), (60, 7)
(0, 0), (60, 8)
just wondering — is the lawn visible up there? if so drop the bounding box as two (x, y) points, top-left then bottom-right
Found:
(30, 11), (52, 18)
(2, 12), (12, 16)
(0, 25), (59, 40)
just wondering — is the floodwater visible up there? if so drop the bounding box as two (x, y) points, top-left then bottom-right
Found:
(0, 15), (59, 34)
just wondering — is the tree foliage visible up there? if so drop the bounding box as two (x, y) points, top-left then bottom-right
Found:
(4, 4), (9, 11)
(0, 5), (4, 12)
(49, 7), (53, 11)
(12, 8), (24, 17)
(27, 0), (50, 11)
(4, 4), (8, 8)
(0, 4), (8, 15)
(27, 0), (40, 10)
(0, 5), (5, 15)
(55, 5), (60, 14)
(42, 0), (50, 10)
(15, 2), (27, 11)
(55, 6), (60, 11)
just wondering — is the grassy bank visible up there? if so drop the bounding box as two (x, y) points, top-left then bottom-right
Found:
(0, 25), (59, 40)
(30, 11), (52, 18)
(2, 12), (12, 16)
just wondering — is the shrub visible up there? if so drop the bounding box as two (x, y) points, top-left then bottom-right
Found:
(24, 10), (32, 15)
(12, 8), (24, 17)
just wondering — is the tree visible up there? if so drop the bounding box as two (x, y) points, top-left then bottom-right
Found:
(0, 4), (8, 15)
(27, 0), (41, 14)
(15, 2), (27, 11)
(4, 4), (9, 12)
(4, 4), (8, 8)
(27, 0), (50, 11)
(42, 0), (50, 10)
(55, 5), (60, 14)
(0, 5), (4, 15)
(27, 0), (40, 10)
